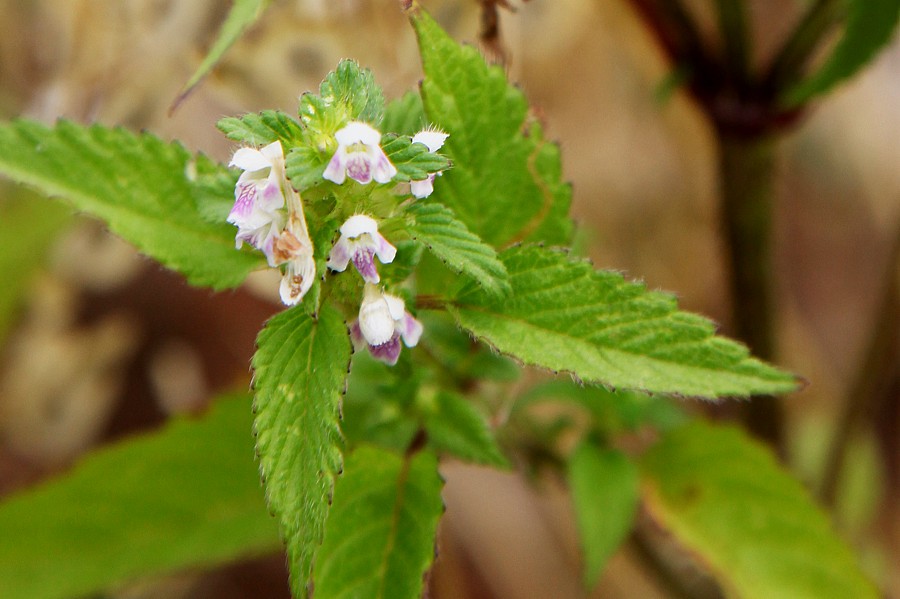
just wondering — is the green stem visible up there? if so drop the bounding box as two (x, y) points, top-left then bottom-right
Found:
(717, 131), (784, 450)
(713, 0), (752, 88)
(762, 0), (843, 98)
(819, 227), (900, 507)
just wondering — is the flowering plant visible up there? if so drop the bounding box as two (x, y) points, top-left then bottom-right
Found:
(0, 2), (893, 598)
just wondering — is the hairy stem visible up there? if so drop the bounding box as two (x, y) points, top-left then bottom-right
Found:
(717, 132), (784, 451)
(819, 228), (900, 507)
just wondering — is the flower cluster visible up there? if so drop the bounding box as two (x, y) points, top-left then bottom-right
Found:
(227, 141), (315, 305)
(227, 121), (443, 364)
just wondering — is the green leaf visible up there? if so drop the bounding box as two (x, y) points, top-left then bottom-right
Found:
(285, 144), (329, 192)
(0, 192), (71, 342)
(405, 202), (509, 298)
(300, 60), (385, 132)
(379, 239), (425, 287)
(0, 395), (279, 599)
(784, 0), (900, 106)
(314, 446), (443, 599)
(382, 134), (451, 182)
(173, 0), (271, 109)
(193, 166), (240, 224)
(641, 421), (878, 599)
(251, 303), (352, 597)
(568, 443), (639, 588)
(451, 245), (799, 399)
(217, 110), (304, 147)
(409, 8), (572, 247)
(422, 391), (508, 467)
(0, 120), (264, 289)
(320, 59), (386, 125)
(382, 91), (427, 136)
(342, 351), (419, 454)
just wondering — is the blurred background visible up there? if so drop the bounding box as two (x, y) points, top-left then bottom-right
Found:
(0, 0), (897, 597)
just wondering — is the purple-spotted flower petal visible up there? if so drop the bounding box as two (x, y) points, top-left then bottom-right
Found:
(323, 122), (397, 185)
(369, 336), (402, 365)
(227, 141), (287, 265)
(409, 129), (449, 199)
(353, 284), (423, 365)
(326, 214), (397, 284)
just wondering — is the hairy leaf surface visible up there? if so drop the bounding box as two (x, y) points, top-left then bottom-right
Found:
(0, 120), (263, 289)
(298, 60), (384, 134)
(252, 305), (351, 596)
(405, 202), (509, 297)
(314, 446), (443, 599)
(319, 59), (385, 125)
(218, 110), (304, 147)
(641, 421), (878, 599)
(382, 134), (450, 182)
(0, 396), (278, 599)
(410, 8), (572, 247)
(452, 245), (798, 398)
(285, 145), (329, 192)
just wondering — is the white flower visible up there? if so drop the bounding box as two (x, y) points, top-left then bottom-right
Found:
(227, 141), (288, 265)
(410, 129), (449, 199)
(226, 140), (317, 305)
(273, 192), (316, 306)
(323, 122), (397, 185)
(326, 214), (396, 284)
(350, 284), (423, 365)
